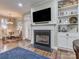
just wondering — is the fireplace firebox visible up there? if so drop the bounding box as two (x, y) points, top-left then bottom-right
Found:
(34, 30), (51, 51)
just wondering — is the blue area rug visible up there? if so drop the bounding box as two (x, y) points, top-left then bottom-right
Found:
(0, 47), (49, 59)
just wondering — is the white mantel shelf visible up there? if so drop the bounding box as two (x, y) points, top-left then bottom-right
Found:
(31, 24), (56, 26)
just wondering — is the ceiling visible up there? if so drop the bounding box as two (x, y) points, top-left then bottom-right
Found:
(0, 0), (50, 17)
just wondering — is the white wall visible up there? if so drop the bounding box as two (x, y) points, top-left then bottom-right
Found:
(22, 14), (31, 40)
(78, 2), (79, 31)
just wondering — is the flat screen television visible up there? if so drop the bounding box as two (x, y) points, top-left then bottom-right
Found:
(33, 8), (51, 22)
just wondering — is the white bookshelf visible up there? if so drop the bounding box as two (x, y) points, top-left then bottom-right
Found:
(58, 2), (78, 33)
(58, 0), (79, 50)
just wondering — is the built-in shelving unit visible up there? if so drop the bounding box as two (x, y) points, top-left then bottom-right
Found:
(58, 1), (78, 33)
(58, 0), (79, 50)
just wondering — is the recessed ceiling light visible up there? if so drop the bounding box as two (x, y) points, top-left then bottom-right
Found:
(18, 3), (23, 7)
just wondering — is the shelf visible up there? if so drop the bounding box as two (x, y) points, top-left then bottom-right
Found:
(58, 14), (78, 18)
(58, 4), (78, 10)
(58, 30), (78, 33)
(31, 23), (56, 26)
(58, 23), (78, 25)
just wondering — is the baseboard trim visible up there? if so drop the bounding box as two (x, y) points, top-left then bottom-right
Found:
(51, 46), (58, 50)
(58, 48), (74, 52)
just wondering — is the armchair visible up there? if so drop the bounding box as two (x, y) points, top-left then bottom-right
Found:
(73, 40), (79, 59)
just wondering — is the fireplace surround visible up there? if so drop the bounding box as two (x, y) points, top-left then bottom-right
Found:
(34, 30), (51, 51)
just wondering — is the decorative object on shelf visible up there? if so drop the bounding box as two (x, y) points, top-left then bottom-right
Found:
(68, 24), (78, 32)
(58, 0), (78, 8)
(58, 25), (67, 32)
(59, 20), (61, 23)
(58, 1), (64, 8)
(69, 16), (77, 23)
(62, 27), (67, 32)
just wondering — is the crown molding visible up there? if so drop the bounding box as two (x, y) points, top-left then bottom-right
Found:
(31, 0), (52, 7)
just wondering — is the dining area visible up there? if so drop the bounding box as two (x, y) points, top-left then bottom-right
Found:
(0, 16), (22, 44)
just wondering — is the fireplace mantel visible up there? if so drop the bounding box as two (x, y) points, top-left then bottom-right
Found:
(31, 23), (56, 26)
(31, 24), (57, 50)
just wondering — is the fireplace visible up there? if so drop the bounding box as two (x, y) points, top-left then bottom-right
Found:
(34, 30), (51, 51)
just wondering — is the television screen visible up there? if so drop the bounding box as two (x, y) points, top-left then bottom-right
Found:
(33, 8), (51, 22)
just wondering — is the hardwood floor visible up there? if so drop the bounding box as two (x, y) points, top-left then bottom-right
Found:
(0, 39), (76, 59)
